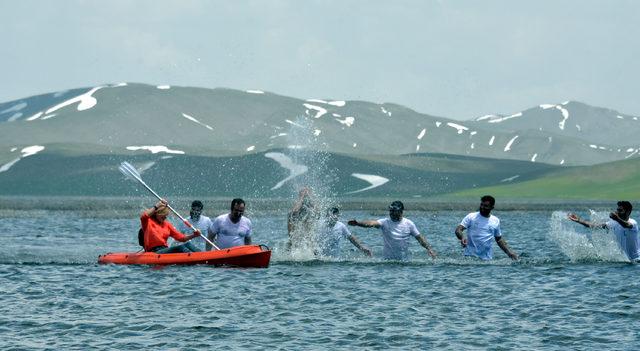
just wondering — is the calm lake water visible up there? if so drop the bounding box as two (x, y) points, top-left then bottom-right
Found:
(1, 206), (638, 350)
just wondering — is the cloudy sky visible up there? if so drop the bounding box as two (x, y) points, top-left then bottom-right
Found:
(1, 0), (638, 120)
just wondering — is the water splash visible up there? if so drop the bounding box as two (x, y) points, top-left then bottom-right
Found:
(282, 116), (338, 259)
(548, 211), (627, 262)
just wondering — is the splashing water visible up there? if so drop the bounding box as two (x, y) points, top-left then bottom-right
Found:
(549, 211), (628, 262)
(282, 116), (338, 259)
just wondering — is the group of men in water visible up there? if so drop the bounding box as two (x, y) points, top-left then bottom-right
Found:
(139, 189), (640, 263)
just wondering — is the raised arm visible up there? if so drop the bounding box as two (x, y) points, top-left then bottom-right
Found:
(609, 212), (633, 229)
(347, 219), (381, 228)
(567, 213), (606, 229)
(496, 236), (518, 260)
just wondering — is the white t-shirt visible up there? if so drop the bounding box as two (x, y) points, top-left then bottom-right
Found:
(209, 214), (252, 249)
(316, 221), (352, 257)
(606, 219), (640, 261)
(460, 212), (502, 260)
(176, 215), (213, 251)
(377, 217), (420, 260)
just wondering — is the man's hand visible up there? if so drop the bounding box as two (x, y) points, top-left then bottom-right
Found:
(193, 229), (201, 237)
(363, 248), (373, 257)
(509, 252), (519, 261)
(460, 237), (468, 248)
(428, 249), (437, 259)
(567, 213), (580, 222)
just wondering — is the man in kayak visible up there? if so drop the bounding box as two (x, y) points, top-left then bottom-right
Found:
(316, 207), (372, 258)
(206, 198), (252, 250)
(287, 187), (319, 251)
(455, 195), (518, 261)
(567, 201), (640, 262)
(174, 200), (213, 252)
(348, 200), (437, 260)
(141, 199), (201, 253)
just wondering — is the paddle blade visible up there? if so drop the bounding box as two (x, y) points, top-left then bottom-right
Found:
(118, 161), (142, 182)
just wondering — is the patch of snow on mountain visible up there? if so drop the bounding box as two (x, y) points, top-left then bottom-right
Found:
(0, 145), (46, 173)
(489, 136), (495, 146)
(470, 143), (475, 149)
(1, 102), (27, 114)
(246, 146), (255, 152)
(589, 145), (598, 149)
(346, 173), (390, 194)
(25, 112), (43, 121)
(548, 137), (552, 143)
(246, 90), (264, 94)
(488, 112), (522, 123)
(504, 136), (518, 152)
(313, 129), (321, 136)
(306, 99), (328, 104)
(626, 148), (635, 152)
(380, 106), (392, 116)
(270, 133), (288, 139)
(7, 113), (22, 122)
(10, 148), (17, 152)
(46, 87), (103, 114)
(41, 114), (57, 120)
(470, 131), (477, 136)
(157, 85), (171, 90)
(531, 154), (538, 162)
(285, 119), (305, 128)
(328, 101), (346, 107)
(447, 122), (468, 134)
(264, 152), (308, 190)
(417, 129), (426, 140)
(500, 175), (520, 182)
(475, 114), (496, 121)
(435, 122), (442, 127)
(540, 104), (556, 109)
(113, 82), (128, 87)
(353, 143), (357, 148)
(616, 115), (624, 119)
(126, 146), (185, 154)
(625, 149), (639, 158)
(575, 124), (581, 132)
(182, 113), (213, 131)
(560, 159), (565, 165)
(556, 105), (569, 130)
(53, 90), (68, 98)
(287, 145), (304, 149)
(336, 116), (355, 127)
(416, 145), (420, 152)
(303, 103), (328, 118)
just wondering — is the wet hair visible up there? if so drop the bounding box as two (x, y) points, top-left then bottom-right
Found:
(328, 207), (340, 215)
(231, 198), (245, 210)
(618, 201), (632, 213)
(481, 195), (496, 207)
(155, 206), (170, 217)
(389, 200), (404, 211)
(191, 200), (203, 209)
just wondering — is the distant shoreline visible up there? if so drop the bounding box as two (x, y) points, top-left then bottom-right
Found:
(0, 195), (616, 213)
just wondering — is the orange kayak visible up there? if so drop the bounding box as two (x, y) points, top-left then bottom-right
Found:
(98, 244), (271, 268)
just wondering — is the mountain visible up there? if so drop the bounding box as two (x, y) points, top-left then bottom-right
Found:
(0, 83), (638, 197)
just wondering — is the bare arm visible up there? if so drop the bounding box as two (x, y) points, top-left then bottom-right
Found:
(416, 234), (437, 258)
(206, 231), (217, 251)
(347, 219), (381, 228)
(496, 236), (518, 260)
(609, 212), (633, 229)
(455, 224), (468, 247)
(567, 213), (606, 229)
(245, 236), (252, 245)
(347, 235), (372, 256)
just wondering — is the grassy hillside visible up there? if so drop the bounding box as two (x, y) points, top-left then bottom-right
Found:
(447, 157), (640, 200)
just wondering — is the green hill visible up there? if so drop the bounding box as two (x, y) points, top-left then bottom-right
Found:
(447, 157), (640, 200)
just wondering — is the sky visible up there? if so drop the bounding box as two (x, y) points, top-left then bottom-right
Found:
(1, 0), (638, 120)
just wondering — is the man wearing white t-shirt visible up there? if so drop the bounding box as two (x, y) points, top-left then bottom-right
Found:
(348, 201), (436, 261)
(206, 198), (252, 250)
(568, 201), (640, 262)
(316, 207), (372, 258)
(455, 195), (518, 260)
(175, 200), (213, 252)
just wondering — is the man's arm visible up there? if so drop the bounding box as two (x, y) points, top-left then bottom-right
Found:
(347, 235), (372, 256)
(496, 236), (518, 260)
(455, 224), (468, 247)
(416, 234), (437, 258)
(347, 219), (381, 228)
(567, 213), (606, 229)
(244, 236), (252, 245)
(609, 212), (633, 229)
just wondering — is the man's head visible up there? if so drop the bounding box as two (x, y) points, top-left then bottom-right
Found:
(479, 195), (495, 217)
(616, 200), (633, 219)
(190, 200), (203, 220)
(230, 198), (245, 222)
(327, 207), (340, 225)
(389, 200), (404, 221)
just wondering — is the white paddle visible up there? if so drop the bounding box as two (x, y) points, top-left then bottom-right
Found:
(118, 161), (220, 250)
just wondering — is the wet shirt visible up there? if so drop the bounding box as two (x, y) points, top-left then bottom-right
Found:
(460, 212), (502, 260)
(140, 212), (187, 251)
(377, 218), (420, 260)
(210, 214), (252, 249)
(316, 221), (352, 257)
(606, 219), (640, 261)
(176, 215), (213, 251)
